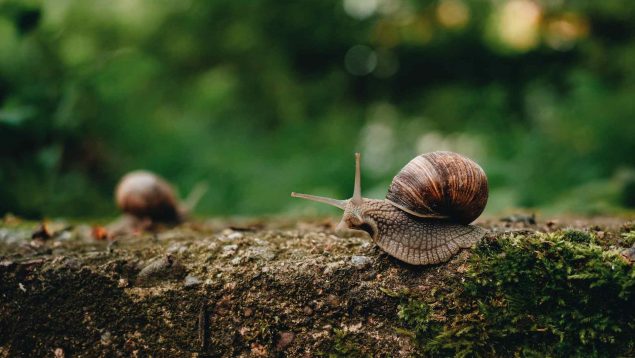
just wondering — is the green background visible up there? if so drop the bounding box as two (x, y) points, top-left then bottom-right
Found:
(1, 0), (634, 218)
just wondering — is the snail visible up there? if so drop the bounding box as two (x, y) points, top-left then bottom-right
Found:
(291, 152), (488, 265)
(115, 170), (208, 223)
(115, 170), (184, 223)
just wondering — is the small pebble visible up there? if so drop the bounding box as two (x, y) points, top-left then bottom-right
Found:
(326, 294), (339, 307)
(220, 244), (238, 258)
(251, 343), (268, 356)
(276, 332), (295, 350)
(350, 255), (372, 268)
(227, 232), (244, 240)
(246, 246), (275, 261)
(167, 243), (188, 255)
(57, 231), (73, 241)
(323, 261), (344, 275)
(118, 278), (129, 288)
(622, 247), (635, 263)
(101, 331), (112, 346)
(136, 255), (186, 286)
(54, 348), (65, 358)
(29, 239), (45, 249)
(184, 275), (202, 287)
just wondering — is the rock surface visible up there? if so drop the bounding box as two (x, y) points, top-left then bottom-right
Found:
(0, 215), (633, 356)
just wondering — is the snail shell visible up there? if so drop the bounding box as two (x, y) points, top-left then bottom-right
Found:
(115, 170), (182, 222)
(385, 151), (488, 224)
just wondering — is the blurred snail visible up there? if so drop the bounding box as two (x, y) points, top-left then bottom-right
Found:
(292, 152), (488, 265)
(115, 170), (207, 223)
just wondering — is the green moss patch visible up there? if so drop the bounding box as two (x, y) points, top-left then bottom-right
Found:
(620, 230), (635, 247)
(399, 231), (635, 357)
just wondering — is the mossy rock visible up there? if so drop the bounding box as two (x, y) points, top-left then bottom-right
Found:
(0, 216), (634, 356)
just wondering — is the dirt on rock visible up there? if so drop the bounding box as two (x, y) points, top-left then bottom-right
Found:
(0, 214), (633, 357)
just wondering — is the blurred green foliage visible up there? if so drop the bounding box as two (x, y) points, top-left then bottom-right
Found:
(1, 0), (635, 218)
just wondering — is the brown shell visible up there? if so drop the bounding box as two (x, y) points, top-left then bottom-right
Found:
(385, 151), (488, 224)
(115, 170), (181, 222)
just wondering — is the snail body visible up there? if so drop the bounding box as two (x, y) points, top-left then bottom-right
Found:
(291, 152), (488, 265)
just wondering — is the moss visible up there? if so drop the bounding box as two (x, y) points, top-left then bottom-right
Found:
(620, 230), (635, 247)
(397, 300), (436, 343)
(399, 231), (635, 357)
(326, 329), (368, 358)
(561, 229), (594, 244)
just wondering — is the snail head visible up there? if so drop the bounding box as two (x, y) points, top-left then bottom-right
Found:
(291, 153), (377, 239)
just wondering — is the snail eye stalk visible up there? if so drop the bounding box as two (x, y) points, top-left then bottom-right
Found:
(351, 153), (363, 206)
(290, 192), (348, 210)
(291, 152), (363, 210)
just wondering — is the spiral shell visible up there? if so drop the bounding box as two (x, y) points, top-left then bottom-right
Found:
(385, 151), (488, 224)
(115, 170), (181, 222)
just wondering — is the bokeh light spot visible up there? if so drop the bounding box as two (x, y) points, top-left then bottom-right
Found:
(546, 13), (588, 50)
(401, 17), (433, 45)
(495, 0), (542, 52)
(345, 45), (378, 76)
(343, 0), (379, 20)
(436, 0), (470, 30)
